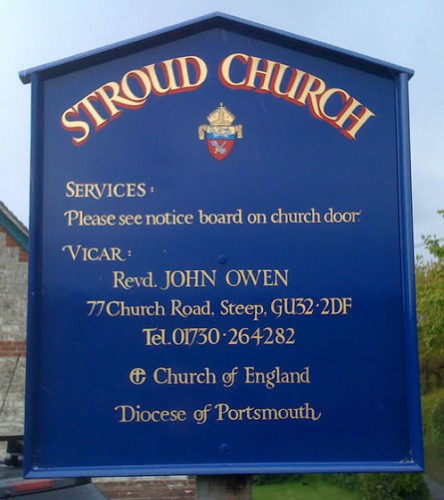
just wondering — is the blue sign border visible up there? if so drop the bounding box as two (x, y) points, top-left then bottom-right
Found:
(21, 13), (423, 477)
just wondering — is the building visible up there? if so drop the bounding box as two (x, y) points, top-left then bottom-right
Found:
(0, 202), (28, 445)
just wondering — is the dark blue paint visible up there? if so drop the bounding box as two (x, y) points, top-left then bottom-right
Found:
(22, 14), (422, 477)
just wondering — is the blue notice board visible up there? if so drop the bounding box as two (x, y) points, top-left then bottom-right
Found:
(21, 13), (423, 476)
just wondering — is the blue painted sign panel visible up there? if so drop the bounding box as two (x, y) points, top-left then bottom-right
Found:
(21, 14), (423, 476)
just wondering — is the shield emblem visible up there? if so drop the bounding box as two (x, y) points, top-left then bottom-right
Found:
(199, 104), (242, 161)
(207, 137), (235, 161)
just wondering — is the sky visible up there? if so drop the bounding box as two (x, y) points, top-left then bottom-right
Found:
(1, 0), (443, 256)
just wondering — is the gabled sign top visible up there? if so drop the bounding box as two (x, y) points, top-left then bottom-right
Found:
(19, 12), (413, 85)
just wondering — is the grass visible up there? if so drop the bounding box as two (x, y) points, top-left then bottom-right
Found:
(253, 475), (359, 500)
(425, 443), (444, 486)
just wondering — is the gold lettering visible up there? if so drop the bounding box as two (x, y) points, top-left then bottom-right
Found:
(271, 208), (321, 224)
(244, 366), (311, 389)
(220, 299), (265, 321)
(214, 402), (321, 422)
(224, 269), (289, 287)
(245, 56), (278, 91)
(198, 209), (243, 225)
(120, 70), (152, 103)
(318, 87), (349, 121)
(74, 92), (108, 130)
(63, 210), (116, 226)
(112, 271), (157, 290)
(61, 108), (91, 146)
(273, 66), (306, 99)
(61, 51), (374, 144)
(105, 300), (166, 317)
(160, 270), (217, 290)
(62, 55), (208, 145)
(219, 52), (374, 138)
(335, 97), (375, 139)
(114, 404), (187, 423)
(175, 55), (208, 90)
(65, 181), (147, 199)
(62, 245), (126, 262)
(218, 52), (249, 88)
(170, 299), (212, 317)
(295, 74), (327, 118)
(153, 367), (217, 385)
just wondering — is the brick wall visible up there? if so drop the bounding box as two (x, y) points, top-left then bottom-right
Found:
(94, 476), (196, 500)
(0, 227), (27, 437)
